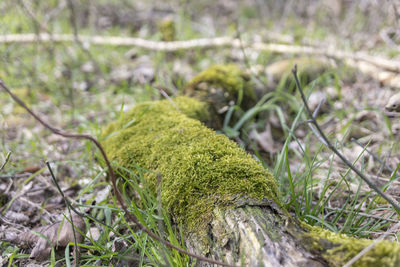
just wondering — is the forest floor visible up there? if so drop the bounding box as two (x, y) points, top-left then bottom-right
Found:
(1, 0), (400, 266)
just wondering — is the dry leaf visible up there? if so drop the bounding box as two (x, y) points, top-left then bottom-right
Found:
(385, 92), (400, 112)
(7, 213), (85, 261)
(4, 210), (30, 224)
(392, 123), (400, 135)
(355, 110), (378, 122)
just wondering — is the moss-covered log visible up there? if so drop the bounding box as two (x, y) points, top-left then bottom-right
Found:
(100, 96), (400, 267)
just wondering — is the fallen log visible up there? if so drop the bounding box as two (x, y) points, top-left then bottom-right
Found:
(100, 95), (400, 267)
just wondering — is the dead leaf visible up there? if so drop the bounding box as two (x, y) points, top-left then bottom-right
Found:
(9, 213), (85, 261)
(385, 92), (400, 112)
(18, 166), (41, 174)
(355, 110), (378, 122)
(392, 123), (400, 135)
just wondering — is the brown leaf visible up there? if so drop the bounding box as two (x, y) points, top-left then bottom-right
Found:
(18, 166), (41, 174)
(355, 110), (378, 122)
(15, 213), (85, 261)
(385, 92), (400, 112)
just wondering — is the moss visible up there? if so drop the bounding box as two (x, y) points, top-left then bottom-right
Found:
(303, 224), (400, 267)
(158, 18), (176, 42)
(185, 64), (256, 111)
(101, 96), (278, 237)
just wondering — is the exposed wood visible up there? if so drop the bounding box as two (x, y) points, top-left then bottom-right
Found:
(185, 202), (326, 267)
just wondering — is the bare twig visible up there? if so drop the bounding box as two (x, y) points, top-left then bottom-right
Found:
(0, 151), (11, 172)
(0, 79), (234, 267)
(19, 0), (50, 33)
(234, 22), (265, 87)
(324, 207), (398, 223)
(291, 65), (400, 214)
(1, 33), (400, 73)
(42, 173), (131, 244)
(19, 0), (103, 84)
(65, 0), (103, 77)
(46, 161), (80, 267)
(19, 196), (56, 223)
(0, 172), (43, 179)
(1, 181), (33, 215)
(154, 86), (181, 112)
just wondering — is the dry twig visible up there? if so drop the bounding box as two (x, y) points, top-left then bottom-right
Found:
(46, 161), (80, 266)
(0, 151), (11, 172)
(343, 221), (400, 267)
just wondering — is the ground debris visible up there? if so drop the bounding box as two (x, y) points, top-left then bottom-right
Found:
(2, 213), (85, 261)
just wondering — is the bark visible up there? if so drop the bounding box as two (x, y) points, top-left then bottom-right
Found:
(185, 201), (326, 267)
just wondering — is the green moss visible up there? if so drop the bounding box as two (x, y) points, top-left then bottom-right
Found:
(304, 224), (400, 267)
(158, 18), (176, 42)
(101, 96), (278, 236)
(185, 64), (256, 111)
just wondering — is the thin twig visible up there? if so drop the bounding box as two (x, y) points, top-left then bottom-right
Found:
(43, 176), (134, 246)
(0, 172), (43, 179)
(0, 151), (12, 172)
(324, 207), (398, 223)
(46, 161), (79, 267)
(343, 221), (400, 267)
(19, 196), (57, 223)
(19, 0), (50, 33)
(65, 0), (103, 77)
(0, 79), (234, 267)
(291, 65), (400, 214)
(234, 22), (265, 87)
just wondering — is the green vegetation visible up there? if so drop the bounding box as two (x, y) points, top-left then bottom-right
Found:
(1, 0), (400, 265)
(158, 18), (176, 42)
(305, 224), (400, 267)
(101, 97), (278, 238)
(185, 64), (256, 109)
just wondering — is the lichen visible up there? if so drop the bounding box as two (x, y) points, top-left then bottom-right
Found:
(303, 224), (400, 267)
(100, 96), (278, 237)
(185, 64), (256, 111)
